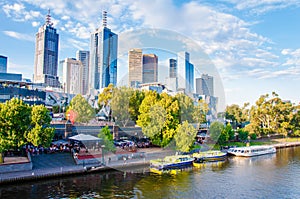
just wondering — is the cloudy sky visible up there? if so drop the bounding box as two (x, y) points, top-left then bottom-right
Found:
(1, 0), (300, 108)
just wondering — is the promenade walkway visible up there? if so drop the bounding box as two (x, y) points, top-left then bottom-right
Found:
(0, 148), (174, 184)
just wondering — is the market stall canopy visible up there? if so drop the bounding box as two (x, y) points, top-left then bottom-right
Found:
(69, 134), (102, 149)
(69, 134), (101, 141)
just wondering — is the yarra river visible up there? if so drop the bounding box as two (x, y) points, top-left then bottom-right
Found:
(1, 147), (300, 199)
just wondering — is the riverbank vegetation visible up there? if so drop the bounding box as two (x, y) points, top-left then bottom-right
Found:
(0, 98), (54, 163)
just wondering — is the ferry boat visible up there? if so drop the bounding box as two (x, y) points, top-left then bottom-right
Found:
(193, 150), (227, 162)
(227, 145), (276, 157)
(150, 155), (194, 174)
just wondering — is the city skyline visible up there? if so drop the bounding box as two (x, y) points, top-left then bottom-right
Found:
(1, 1), (300, 107)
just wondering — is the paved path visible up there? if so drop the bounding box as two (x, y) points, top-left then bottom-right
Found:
(0, 148), (175, 184)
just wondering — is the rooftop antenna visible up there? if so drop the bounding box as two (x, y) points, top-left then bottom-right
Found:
(45, 9), (53, 26)
(102, 10), (107, 28)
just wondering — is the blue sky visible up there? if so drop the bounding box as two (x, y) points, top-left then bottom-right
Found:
(1, 0), (300, 109)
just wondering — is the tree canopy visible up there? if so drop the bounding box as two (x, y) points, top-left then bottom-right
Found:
(0, 98), (54, 156)
(67, 94), (95, 124)
(174, 121), (197, 152)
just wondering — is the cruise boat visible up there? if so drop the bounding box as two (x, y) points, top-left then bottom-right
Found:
(227, 145), (276, 157)
(150, 155), (194, 174)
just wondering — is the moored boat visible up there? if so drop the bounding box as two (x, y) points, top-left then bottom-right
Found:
(150, 155), (194, 174)
(193, 150), (227, 162)
(227, 145), (276, 157)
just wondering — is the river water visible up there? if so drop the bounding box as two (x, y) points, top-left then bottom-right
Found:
(1, 147), (300, 199)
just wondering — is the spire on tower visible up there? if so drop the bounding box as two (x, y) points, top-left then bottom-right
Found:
(102, 10), (107, 28)
(45, 9), (53, 27)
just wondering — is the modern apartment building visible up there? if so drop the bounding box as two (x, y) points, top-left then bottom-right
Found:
(76, 50), (90, 94)
(61, 58), (83, 95)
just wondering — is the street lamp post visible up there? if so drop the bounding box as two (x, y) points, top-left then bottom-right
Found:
(101, 145), (105, 166)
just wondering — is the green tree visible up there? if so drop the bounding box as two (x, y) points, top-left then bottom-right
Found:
(129, 89), (145, 122)
(0, 98), (31, 151)
(218, 129), (229, 145)
(224, 123), (234, 141)
(225, 103), (249, 129)
(98, 126), (115, 152)
(174, 121), (197, 152)
(238, 129), (249, 142)
(137, 91), (179, 147)
(110, 86), (133, 127)
(67, 94), (95, 123)
(26, 105), (55, 147)
(209, 121), (224, 143)
(248, 92), (293, 136)
(98, 83), (114, 107)
(175, 93), (194, 123)
(193, 99), (209, 128)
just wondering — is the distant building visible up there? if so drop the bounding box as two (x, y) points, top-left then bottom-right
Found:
(0, 55), (7, 73)
(89, 11), (118, 92)
(128, 48), (143, 87)
(0, 73), (22, 81)
(33, 10), (59, 87)
(177, 52), (194, 94)
(165, 58), (178, 91)
(76, 50), (90, 94)
(142, 54), (158, 83)
(61, 58), (83, 95)
(169, 58), (177, 78)
(196, 74), (214, 96)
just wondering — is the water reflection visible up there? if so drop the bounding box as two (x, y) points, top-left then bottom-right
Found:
(0, 147), (300, 198)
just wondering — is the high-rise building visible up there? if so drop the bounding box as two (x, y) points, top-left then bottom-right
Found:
(142, 54), (158, 83)
(169, 58), (177, 78)
(33, 10), (59, 87)
(89, 11), (118, 92)
(177, 52), (194, 93)
(196, 74), (214, 96)
(76, 50), (90, 94)
(61, 58), (83, 95)
(128, 48), (143, 87)
(0, 55), (7, 73)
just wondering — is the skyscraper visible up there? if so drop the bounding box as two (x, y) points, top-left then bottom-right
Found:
(33, 10), (59, 87)
(0, 55), (7, 73)
(142, 54), (158, 83)
(76, 50), (90, 94)
(169, 58), (177, 78)
(89, 11), (118, 92)
(61, 58), (83, 95)
(177, 52), (194, 94)
(128, 48), (143, 87)
(196, 74), (214, 96)
(165, 58), (178, 91)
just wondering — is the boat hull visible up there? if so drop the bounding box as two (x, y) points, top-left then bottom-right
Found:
(227, 146), (276, 157)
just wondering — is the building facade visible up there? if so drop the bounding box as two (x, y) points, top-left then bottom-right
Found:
(61, 58), (83, 95)
(196, 74), (214, 96)
(89, 11), (118, 92)
(142, 54), (158, 83)
(169, 58), (177, 78)
(0, 55), (7, 73)
(177, 52), (194, 94)
(33, 10), (59, 87)
(128, 48), (143, 87)
(76, 50), (90, 94)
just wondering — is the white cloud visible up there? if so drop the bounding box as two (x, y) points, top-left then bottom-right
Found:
(31, 21), (40, 27)
(2, 31), (35, 42)
(2, 3), (42, 21)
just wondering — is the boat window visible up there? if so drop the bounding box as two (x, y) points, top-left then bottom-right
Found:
(241, 150), (244, 153)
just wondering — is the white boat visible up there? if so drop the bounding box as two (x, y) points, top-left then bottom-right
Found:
(227, 145), (276, 157)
